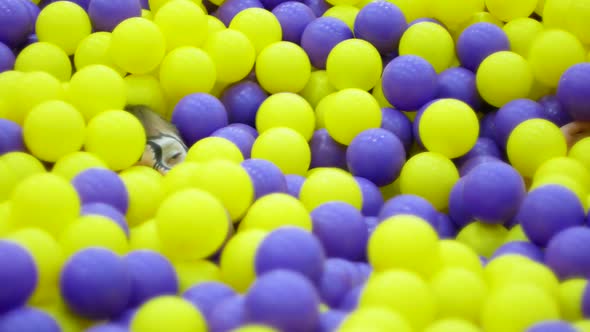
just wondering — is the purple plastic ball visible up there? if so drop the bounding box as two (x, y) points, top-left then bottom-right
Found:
(0, 0), (33, 48)
(317, 259), (356, 307)
(229, 123), (259, 138)
(311, 202), (368, 261)
(518, 185), (586, 247)
(378, 194), (439, 227)
(459, 155), (503, 177)
(448, 178), (473, 228)
(0, 119), (24, 154)
(480, 112), (497, 139)
(317, 310), (346, 332)
(216, 0), (264, 26)
(546, 226), (590, 280)
(583, 285), (590, 317)
(457, 22), (510, 72)
(124, 250), (178, 307)
(44, 0), (91, 10)
(172, 93), (229, 147)
(21, 0), (39, 25)
(111, 308), (136, 327)
(491, 241), (544, 263)
(72, 168), (129, 214)
(380, 107), (413, 152)
(436, 213), (457, 239)
(0, 241), (36, 314)
(285, 174), (305, 198)
(462, 161), (525, 224)
(353, 0), (407, 55)
(526, 321), (578, 332)
(212, 125), (256, 159)
(81, 203), (129, 237)
(364, 216), (379, 235)
(220, 81), (268, 127)
(310, 129), (347, 170)
(302, 0), (328, 17)
(0, 307), (60, 332)
(0, 42), (14, 72)
(85, 324), (128, 332)
(346, 128), (406, 187)
(538, 95), (573, 127)
(494, 98), (544, 147)
(272, 2), (316, 44)
(355, 177), (384, 217)
(241, 158), (287, 199)
(382, 55), (438, 111)
(455, 137), (502, 167)
(411, 99), (439, 148)
(244, 270), (320, 332)
(183, 281), (236, 322)
(557, 63), (590, 121)
(338, 284), (363, 311)
(88, 0), (142, 31)
(209, 295), (246, 332)
(436, 67), (482, 110)
(301, 17), (353, 69)
(60, 248), (131, 320)
(255, 227), (326, 283)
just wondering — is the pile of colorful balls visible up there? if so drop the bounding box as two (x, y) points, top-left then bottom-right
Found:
(2, 0), (590, 331)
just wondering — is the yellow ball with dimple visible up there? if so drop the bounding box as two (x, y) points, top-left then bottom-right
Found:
(502, 18), (544, 57)
(15, 42), (72, 81)
(300, 70), (337, 109)
(132, 296), (207, 332)
(251, 127), (311, 176)
(457, 222), (508, 258)
(220, 229), (267, 292)
(230, 8), (282, 55)
(154, 0), (208, 51)
(75, 32), (126, 76)
(256, 93), (316, 141)
(323, 5), (359, 31)
(159, 47), (217, 100)
(186, 137), (244, 164)
(239, 193), (312, 232)
(36, 1), (92, 55)
(51, 152), (107, 181)
(59, 215), (129, 257)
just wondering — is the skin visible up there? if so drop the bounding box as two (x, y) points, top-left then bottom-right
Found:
(561, 121), (590, 149)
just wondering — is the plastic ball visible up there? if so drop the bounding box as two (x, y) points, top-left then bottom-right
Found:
(485, 0), (537, 22)
(300, 168), (362, 211)
(382, 55), (438, 111)
(35, 1), (91, 55)
(0, 307), (60, 332)
(424, 319), (481, 332)
(251, 127), (311, 176)
(326, 38), (381, 91)
(59, 215), (129, 256)
(299, 71), (336, 111)
(543, 0), (590, 44)
(131, 296), (207, 332)
(557, 279), (586, 321)
(159, 47), (216, 101)
(220, 81), (267, 126)
(244, 270), (320, 332)
(271, 2), (315, 45)
(255, 41), (311, 93)
(355, 177), (384, 217)
(557, 63), (590, 121)
(120, 168), (164, 227)
(491, 241), (544, 263)
(493, 98), (544, 147)
(212, 125), (256, 159)
(317, 259), (358, 307)
(428, 0), (484, 27)
(339, 307), (412, 332)
(378, 194), (438, 227)
(241, 158), (287, 199)
(74, 32), (125, 77)
(170, 93), (228, 146)
(203, 29), (255, 84)
(507, 119), (567, 177)
(527, 321), (578, 332)
(538, 95), (573, 127)
(86, 324), (129, 332)
(476, 51), (533, 107)
(546, 227), (590, 280)
(124, 250), (178, 307)
(0, 241), (36, 313)
(215, 0), (264, 25)
(154, 0), (206, 51)
(322, 5), (358, 31)
(399, 22), (454, 74)
(460, 24), (510, 75)
(88, 0), (141, 32)
(570, 137), (590, 171)
(353, 1), (406, 55)
(256, 93), (315, 141)
(285, 174), (305, 198)
(379, 107), (413, 151)
(81, 203), (129, 237)
(436, 68), (481, 112)
(0, 0), (33, 48)
(0, 42), (14, 73)
(51, 152), (107, 181)
(317, 310), (346, 332)
(219, 230), (266, 292)
(240, 193), (312, 232)
(503, 18), (543, 57)
(84, 110), (146, 171)
(156, 189), (229, 260)
(14, 42), (71, 81)
(182, 282), (236, 323)
(301, 17), (353, 69)
(109, 17), (165, 75)
(208, 295), (246, 332)
(71, 168), (128, 215)
(4, 71), (62, 125)
(457, 222), (508, 258)
(229, 8), (282, 56)
(173, 259), (221, 293)
(430, 268), (487, 322)
(456, 138), (502, 168)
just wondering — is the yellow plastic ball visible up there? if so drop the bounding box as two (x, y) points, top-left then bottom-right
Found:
(0, 71), (22, 118)
(203, 29), (255, 84)
(129, 219), (162, 252)
(327, 0), (361, 7)
(154, 0), (207, 51)
(569, 137), (590, 171)
(368, 215), (440, 277)
(142, 9), (153, 19)
(323, 5), (359, 31)
(256, 93), (315, 141)
(229, 8), (282, 55)
(220, 229), (267, 292)
(125, 74), (167, 117)
(339, 307), (412, 332)
(326, 39), (382, 91)
(232, 326), (278, 332)
(131, 296), (207, 332)
(23, 101), (86, 163)
(429, 0), (485, 27)
(507, 119), (567, 178)
(255, 41), (311, 94)
(9, 173), (80, 237)
(6, 228), (65, 304)
(207, 16), (225, 36)
(0, 152), (46, 202)
(399, 152), (459, 210)
(313, 92), (337, 129)
(481, 284), (560, 332)
(120, 170), (164, 227)
(387, 0), (428, 22)
(430, 268), (487, 323)
(399, 22), (455, 74)
(299, 168), (362, 211)
(360, 270), (436, 330)
(558, 278), (586, 321)
(7, 71), (64, 125)
(110, 17), (166, 75)
(532, 175), (588, 210)
(84, 110), (147, 171)
(502, 18), (544, 57)
(372, 77), (393, 108)
(186, 137), (244, 164)
(159, 47), (216, 100)
(155, 189), (230, 260)
(36, 1), (92, 55)
(485, 0), (537, 22)
(74, 32), (126, 76)
(59, 215), (129, 257)
(534, 157), (590, 190)
(174, 259), (221, 292)
(0, 202), (13, 234)
(239, 193), (312, 232)
(419, 99), (479, 159)
(528, 29), (586, 88)
(323, 88), (382, 145)
(68, 64), (127, 120)
(424, 319), (482, 332)
(505, 224), (530, 243)
(14, 42), (72, 81)
(543, 0), (590, 45)
(51, 152), (107, 181)
(476, 51), (533, 107)
(575, 321), (590, 332)
(161, 161), (201, 197)
(438, 240), (484, 278)
(251, 127), (311, 176)
(300, 70), (337, 109)
(457, 222), (508, 258)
